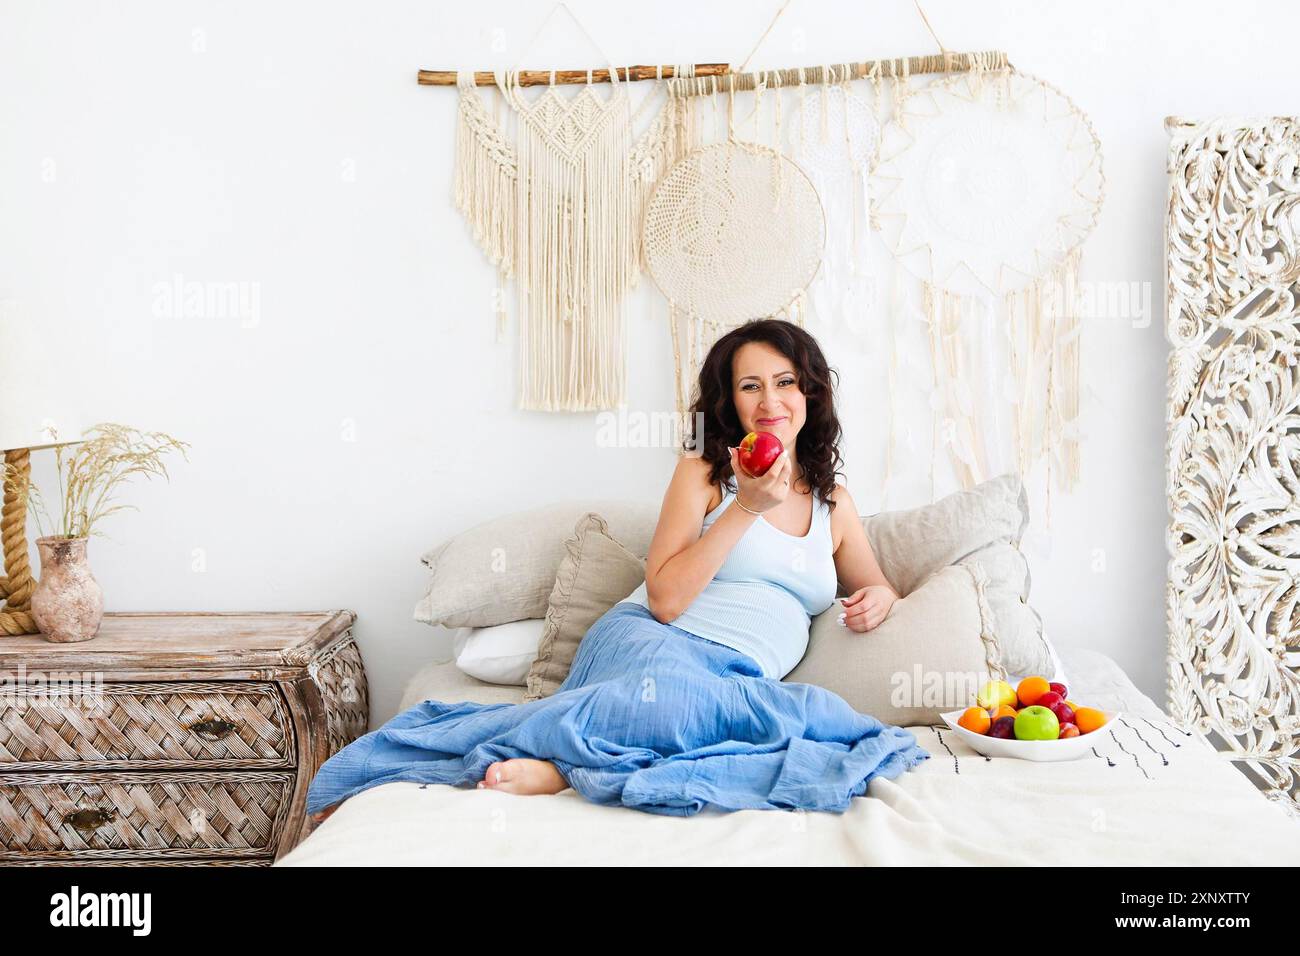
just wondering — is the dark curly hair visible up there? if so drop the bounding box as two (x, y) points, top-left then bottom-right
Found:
(683, 318), (844, 513)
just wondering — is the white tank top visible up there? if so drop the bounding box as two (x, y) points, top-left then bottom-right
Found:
(622, 484), (838, 679)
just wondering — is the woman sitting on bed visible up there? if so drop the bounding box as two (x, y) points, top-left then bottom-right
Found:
(307, 318), (929, 823)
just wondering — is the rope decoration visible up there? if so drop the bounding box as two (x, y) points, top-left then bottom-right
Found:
(0, 449), (37, 636)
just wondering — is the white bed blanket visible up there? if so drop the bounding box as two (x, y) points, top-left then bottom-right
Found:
(276, 648), (1300, 866)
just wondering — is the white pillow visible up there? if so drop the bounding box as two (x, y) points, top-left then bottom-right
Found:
(454, 619), (547, 686)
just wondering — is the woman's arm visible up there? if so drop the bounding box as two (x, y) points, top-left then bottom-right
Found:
(830, 484), (900, 632)
(642, 456), (759, 624)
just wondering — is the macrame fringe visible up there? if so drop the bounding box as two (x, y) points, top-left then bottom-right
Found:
(668, 300), (715, 430)
(1004, 245), (1084, 525)
(454, 69), (682, 411)
(454, 74), (517, 278)
(796, 69), (877, 335)
(881, 264), (900, 504)
(915, 243), (1083, 522)
(628, 93), (683, 282)
(923, 279), (984, 492)
(511, 83), (634, 411)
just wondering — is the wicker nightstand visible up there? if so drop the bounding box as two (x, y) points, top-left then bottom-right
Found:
(0, 610), (367, 866)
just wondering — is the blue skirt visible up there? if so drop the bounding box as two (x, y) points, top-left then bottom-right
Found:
(306, 602), (931, 817)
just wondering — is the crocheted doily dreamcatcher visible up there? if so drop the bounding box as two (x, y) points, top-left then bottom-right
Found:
(642, 140), (826, 418)
(873, 67), (1102, 296)
(872, 66), (1104, 509)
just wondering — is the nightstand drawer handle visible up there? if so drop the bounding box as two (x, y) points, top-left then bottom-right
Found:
(189, 718), (240, 741)
(64, 808), (115, 834)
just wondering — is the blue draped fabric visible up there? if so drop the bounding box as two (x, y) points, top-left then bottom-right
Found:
(307, 601), (930, 817)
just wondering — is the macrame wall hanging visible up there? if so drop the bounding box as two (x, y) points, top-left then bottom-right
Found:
(791, 71), (879, 347)
(641, 91), (826, 419)
(645, 21), (1103, 521)
(423, 1), (1104, 519)
(637, 59), (903, 424)
(873, 63), (1104, 511)
(446, 4), (693, 411)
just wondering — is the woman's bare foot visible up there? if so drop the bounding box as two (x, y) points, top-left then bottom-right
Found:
(478, 758), (569, 795)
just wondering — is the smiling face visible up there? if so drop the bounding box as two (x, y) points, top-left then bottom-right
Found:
(731, 340), (806, 450)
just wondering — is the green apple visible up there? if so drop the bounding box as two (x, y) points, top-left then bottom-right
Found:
(1013, 705), (1060, 741)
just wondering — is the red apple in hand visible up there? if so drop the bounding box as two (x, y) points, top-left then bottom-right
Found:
(737, 431), (783, 477)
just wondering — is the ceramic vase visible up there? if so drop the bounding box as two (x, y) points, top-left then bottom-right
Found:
(31, 536), (104, 643)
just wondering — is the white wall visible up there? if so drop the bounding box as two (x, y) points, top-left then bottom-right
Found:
(3, 0), (1291, 725)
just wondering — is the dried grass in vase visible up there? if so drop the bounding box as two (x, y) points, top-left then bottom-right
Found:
(6, 422), (190, 541)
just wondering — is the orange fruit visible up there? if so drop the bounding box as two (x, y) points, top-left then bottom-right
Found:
(958, 706), (992, 735)
(1074, 707), (1107, 734)
(991, 704), (1018, 721)
(1066, 699), (1080, 711)
(1017, 676), (1051, 708)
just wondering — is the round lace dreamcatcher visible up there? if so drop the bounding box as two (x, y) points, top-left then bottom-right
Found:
(872, 66), (1104, 513)
(873, 67), (1102, 296)
(792, 81), (879, 340)
(642, 140), (825, 417)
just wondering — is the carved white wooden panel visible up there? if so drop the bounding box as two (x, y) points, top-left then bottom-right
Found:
(1166, 115), (1300, 819)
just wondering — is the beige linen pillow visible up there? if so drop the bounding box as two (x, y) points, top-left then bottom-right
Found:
(524, 513), (647, 702)
(785, 564), (1001, 727)
(864, 473), (1025, 593)
(414, 500), (658, 630)
(861, 472), (1055, 682)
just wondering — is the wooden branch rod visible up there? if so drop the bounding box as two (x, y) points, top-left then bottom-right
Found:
(417, 64), (731, 87)
(416, 51), (1011, 90)
(668, 51), (1011, 96)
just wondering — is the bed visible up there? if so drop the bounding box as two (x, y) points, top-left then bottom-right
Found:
(275, 644), (1300, 866)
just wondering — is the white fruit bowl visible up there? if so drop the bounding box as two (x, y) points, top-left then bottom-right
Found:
(939, 708), (1121, 762)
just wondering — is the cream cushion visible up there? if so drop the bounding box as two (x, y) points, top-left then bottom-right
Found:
(861, 473), (1057, 682)
(524, 513), (647, 702)
(786, 564), (999, 726)
(863, 474), (1026, 593)
(413, 500), (658, 629)
(413, 474), (1055, 683)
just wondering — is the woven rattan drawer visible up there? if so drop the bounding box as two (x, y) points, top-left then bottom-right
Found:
(0, 610), (365, 862)
(0, 770), (294, 861)
(0, 681), (294, 770)
(7, 856), (274, 866)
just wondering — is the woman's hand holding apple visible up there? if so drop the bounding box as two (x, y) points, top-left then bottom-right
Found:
(727, 446), (792, 514)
